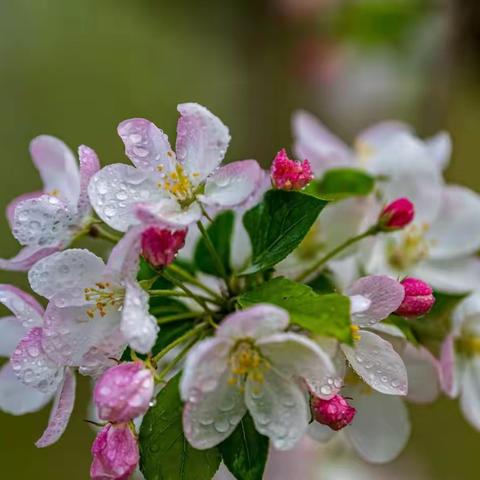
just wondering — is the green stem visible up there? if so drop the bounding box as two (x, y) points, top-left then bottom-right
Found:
(153, 322), (208, 363)
(89, 224), (122, 243)
(155, 336), (199, 383)
(196, 220), (228, 282)
(156, 311), (203, 325)
(148, 289), (191, 298)
(296, 226), (378, 282)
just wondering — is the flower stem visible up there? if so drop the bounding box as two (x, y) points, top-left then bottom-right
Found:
(156, 311), (203, 325)
(89, 223), (122, 243)
(148, 289), (191, 298)
(155, 336), (199, 383)
(196, 220), (229, 283)
(296, 226), (379, 282)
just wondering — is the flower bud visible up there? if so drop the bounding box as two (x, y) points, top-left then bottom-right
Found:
(141, 226), (187, 268)
(270, 148), (313, 191)
(378, 198), (414, 230)
(90, 424), (139, 480)
(395, 277), (435, 318)
(312, 394), (356, 431)
(94, 361), (154, 423)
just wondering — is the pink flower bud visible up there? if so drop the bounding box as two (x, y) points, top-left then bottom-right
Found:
(94, 361), (154, 423)
(395, 277), (435, 318)
(141, 226), (187, 268)
(312, 394), (356, 431)
(270, 148), (313, 190)
(90, 423), (139, 480)
(378, 198), (414, 230)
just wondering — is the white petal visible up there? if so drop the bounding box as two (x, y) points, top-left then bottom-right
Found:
(76, 145), (101, 218)
(180, 338), (230, 401)
(216, 305), (289, 341)
(0, 362), (52, 415)
(121, 282), (158, 354)
(425, 131), (451, 171)
(356, 121), (412, 151)
(308, 422), (336, 443)
(88, 163), (163, 232)
(427, 185), (480, 259)
(36, 368), (76, 447)
(0, 246), (59, 272)
(346, 387), (410, 463)
(347, 275), (405, 327)
(183, 369), (246, 449)
(452, 293), (480, 337)
(341, 331), (408, 395)
(28, 249), (105, 307)
(413, 257), (480, 294)
(105, 226), (143, 281)
(245, 368), (309, 450)
(117, 118), (176, 173)
(460, 357), (480, 430)
(135, 198), (202, 228)
(292, 110), (352, 175)
(257, 332), (337, 398)
(30, 135), (80, 206)
(176, 103), (231, 184)
(0, 316), (26, 357)
(42, 303), (121, 367)
(403, 344), (440, 404)
(439, 335), (461, 398)
(0, 284), (44, 329)
(201, 160), (263, 208)
(12, 195), (74, 247)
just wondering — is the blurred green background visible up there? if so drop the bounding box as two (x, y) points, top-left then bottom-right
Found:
(0, 0), (479, 478)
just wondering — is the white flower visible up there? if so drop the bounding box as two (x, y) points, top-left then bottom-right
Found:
(88, 103), (263, 231)
(180, 305), (336, 450)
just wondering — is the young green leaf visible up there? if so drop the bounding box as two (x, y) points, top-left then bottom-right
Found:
(139, 374), (221, 480)
(195, 211), (235, 276)
(238, 277), (352, 343)
(218, 413), (269, 480)
(303, 168), (375, 201)
(242, 190), (327, 274)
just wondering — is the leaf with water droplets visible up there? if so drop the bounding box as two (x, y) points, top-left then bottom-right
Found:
(218, 413), (269, 480)
(139, 374), (221, 480)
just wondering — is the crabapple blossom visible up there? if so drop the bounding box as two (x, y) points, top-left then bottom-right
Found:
(88, 103), (264, 231)
(141, 225), (187, 268)
(0, 137), (100, 271)
(377, 198), (414, 231)
(311, 394), (356, 431)
(94, 361), (154, 423)
(270, 148), (313, 190)
(395, 277), (435, 318)
(90, 423), (139, 480)
(181, 304), (336, 450)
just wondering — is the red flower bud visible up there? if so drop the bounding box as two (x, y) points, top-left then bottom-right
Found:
(378, 198), (414, 230)
(141, 226), (187, 268)
(312, 394), (356, 431)
(270, 148), (313, 191)
(395, 277), (435, 318)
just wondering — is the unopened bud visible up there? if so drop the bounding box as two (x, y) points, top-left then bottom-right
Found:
(378, 198), (414, 230)
(312, 394), (356, 431)
(270, 148), (313, 191)
(395, 277), (435, 318)
(141, 226), (187, 268)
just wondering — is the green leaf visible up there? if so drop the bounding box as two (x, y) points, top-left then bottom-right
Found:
(151, 320), (196, 357)
(140, 374), (221, 480)
(218, 413), (269, 480)
(195, 211), (235, 276)
(307, 271), (337, 294)
(242, 190), (327, 274)
(238, 277), (352, 343)
(303, 168), (375, 201)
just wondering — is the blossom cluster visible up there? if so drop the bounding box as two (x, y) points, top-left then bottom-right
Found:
(0, 103), (479, 479)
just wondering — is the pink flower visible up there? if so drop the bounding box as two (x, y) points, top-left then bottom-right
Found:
(312, 394), (356, 431)
(94, 361), (154, 423)
(141, 226), (187, 268)
(270, 148), (313, 190)
(378, 198), (414, 230)
(90, 423), (139, 480)
(395, 277), (435, 318)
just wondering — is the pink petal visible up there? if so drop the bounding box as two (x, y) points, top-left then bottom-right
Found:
(29, 135), (80, 206)
(118, 118), (176, 173)
(105, 226), (142, 282)
(6, 191), (42, 229)
(439, 334), (458, 397)
(76, 145), (100, 218)
(201, 160), (263, 208)
(135, 199), (202, 229)
(0, 284), (44, 328)
(0, 245), (59, 272)
(176, 103), (231, 185)
(347, 275), (405, 327)
(36, 368), (76, 448)
(0, 316), (26, 357)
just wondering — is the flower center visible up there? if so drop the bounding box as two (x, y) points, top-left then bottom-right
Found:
(228, 341), (270, 388)
(456, 336), (480, 357)
(387, 224), (430, 271)
(156, 164), (198, 204)
(84, 282), (124, 318)
(350, 325), (361, 342)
